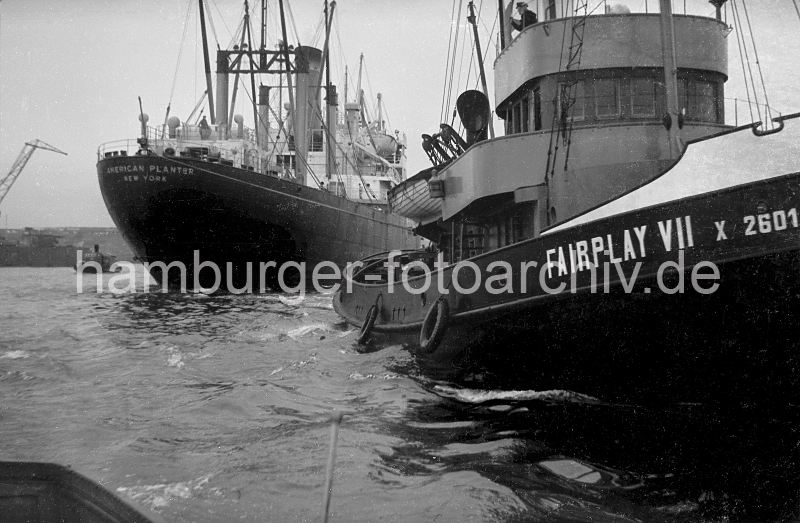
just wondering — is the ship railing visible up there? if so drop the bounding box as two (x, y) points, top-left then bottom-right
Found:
(520, 1), (720, 20)
(151, 123), (257, 144)
(501, 1), (725, 51)
(98, 125), (263, 170)
(725, 97), (782, 129)
(97, 139), (142, 160)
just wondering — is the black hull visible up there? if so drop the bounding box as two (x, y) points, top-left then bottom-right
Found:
(335, 173), (800, 405)
(97, 155), (416, 289)
(0, 461), (154, 522)
(427, 251), (800, 406)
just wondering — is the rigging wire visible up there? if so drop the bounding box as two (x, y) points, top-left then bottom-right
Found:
(284, 1), (303, 48)
(440, 0), (459, 123)
(164, 0), (192, 124)
(332, 8), (352, 103)
(362, 59), (379, 121)
(793, 0), (800, 23)
(739, 0), (773, 123)
(731, 0), (761, 123)
(310, 7), (326, 47)
(446, 0), (466, 125)
(168, 0), (194, 109)
(452, 8), (472, 125)
(204, 0), (226, 48)
(472, 8), (498, 95)
(465, 0), (489, 96)
(442, 0), (465, 125)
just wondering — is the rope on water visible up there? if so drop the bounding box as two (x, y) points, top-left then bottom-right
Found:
(321, 412), (344, 523)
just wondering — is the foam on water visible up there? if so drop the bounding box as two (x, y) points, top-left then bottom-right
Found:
(434, 384), (600, 404)
(116, 474), (212, 510)
(0, 350), (31, 359)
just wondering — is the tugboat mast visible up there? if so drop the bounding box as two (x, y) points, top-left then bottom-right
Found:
(467, 0), (494, 138)
(659, 0), (681, 156)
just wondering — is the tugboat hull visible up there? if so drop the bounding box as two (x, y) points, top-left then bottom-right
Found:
(335, 171), (800, 404)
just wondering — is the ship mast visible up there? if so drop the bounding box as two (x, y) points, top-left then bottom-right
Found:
(278, 0), (298, 182)
(260, 0), (267, 51)
(309, 1), (338, 181)
(324, 0), (337, 180)
(198, 0), (216, 124)
(659, 0), (681, 157)
(244, 1), (260, 146)
(467, 0), (494, 138)
(356, 53), (365, 123)
(497, 0), (506, 49)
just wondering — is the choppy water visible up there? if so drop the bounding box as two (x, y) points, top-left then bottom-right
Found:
(1, 267), (799, 522)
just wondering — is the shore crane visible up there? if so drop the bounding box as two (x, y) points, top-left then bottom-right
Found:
(0, 140), (67, 218)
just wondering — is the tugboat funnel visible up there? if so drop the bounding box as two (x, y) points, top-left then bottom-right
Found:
(456, 90), (490, 146)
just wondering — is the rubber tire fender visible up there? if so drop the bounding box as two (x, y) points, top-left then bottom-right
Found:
(419, 298), (449, 353)
(357, 305), (378, 344)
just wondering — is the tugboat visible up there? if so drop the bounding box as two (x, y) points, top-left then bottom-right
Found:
(97, 1), (416, 291)
(334, 1), (800, 404)
(76, 244), (119, 273)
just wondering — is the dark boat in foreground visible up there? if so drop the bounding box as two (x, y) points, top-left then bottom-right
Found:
(0, 461), (156, 522)
(334, 0), (800, 404)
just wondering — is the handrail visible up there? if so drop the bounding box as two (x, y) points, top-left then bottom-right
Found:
(725, 96), (782, 129)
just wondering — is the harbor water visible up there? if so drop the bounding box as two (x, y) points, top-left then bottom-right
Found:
(1, 267), (798, 522)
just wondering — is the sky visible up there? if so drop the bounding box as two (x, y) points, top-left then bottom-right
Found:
(1, 0), (799, 228)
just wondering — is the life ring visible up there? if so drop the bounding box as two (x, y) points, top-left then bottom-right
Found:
(356, 305), (378, 344)
(419, 298), (449, 353)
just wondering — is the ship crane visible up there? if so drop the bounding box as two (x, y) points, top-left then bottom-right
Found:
(0, 139), (67, 217)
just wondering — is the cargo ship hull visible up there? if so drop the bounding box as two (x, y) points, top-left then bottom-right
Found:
(98, 154), (415, 290)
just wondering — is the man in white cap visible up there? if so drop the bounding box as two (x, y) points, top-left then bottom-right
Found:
(511, 1), (538, 32)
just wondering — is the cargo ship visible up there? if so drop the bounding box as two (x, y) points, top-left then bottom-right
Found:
(97, 1), (416, 291)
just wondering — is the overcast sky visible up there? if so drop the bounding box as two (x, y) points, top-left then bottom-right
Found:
(1, 0), (798, 228)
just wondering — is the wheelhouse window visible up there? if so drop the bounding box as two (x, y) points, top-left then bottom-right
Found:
(505, 93), (532, 134)
(595, 78), (620, 119)
(688, 80), (718, 122)
(513, 98), (524, 133)
(678, 77), (720, 123)
(534, 68), (723, 131)
(631, 77), (656, 118)
(545, 0), (557, 20)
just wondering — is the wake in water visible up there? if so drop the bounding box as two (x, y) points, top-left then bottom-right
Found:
(432, 384), (601, 405)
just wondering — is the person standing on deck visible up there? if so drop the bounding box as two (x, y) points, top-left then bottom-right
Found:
(510, 1), (537, 32)
(199, 116), (211, 140)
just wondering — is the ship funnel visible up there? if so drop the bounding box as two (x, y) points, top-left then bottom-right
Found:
(294, 46), (323, 185)
(456, 90), (490, 145)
